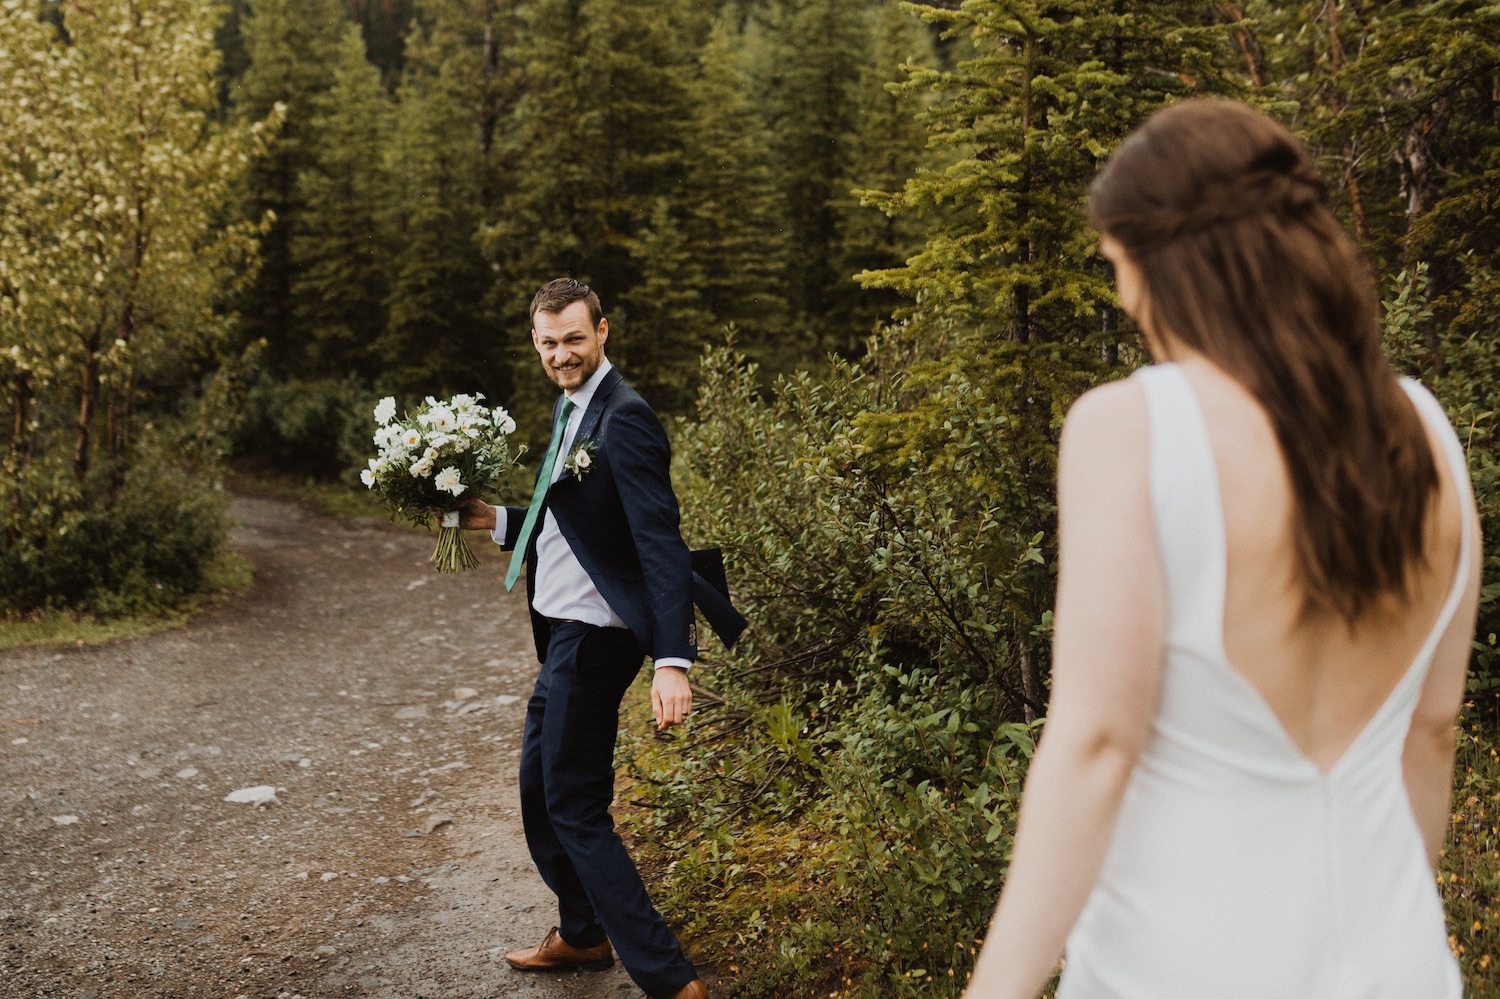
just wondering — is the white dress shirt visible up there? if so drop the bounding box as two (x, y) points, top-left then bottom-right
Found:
(493, 360), (689, 670)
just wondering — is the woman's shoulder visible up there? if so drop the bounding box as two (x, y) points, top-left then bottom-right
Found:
(1059, 374), (1152, 491)
(1064, 372), (1151, 442)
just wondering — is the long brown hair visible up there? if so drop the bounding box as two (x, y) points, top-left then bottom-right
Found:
(1088, 98), (1438, 623)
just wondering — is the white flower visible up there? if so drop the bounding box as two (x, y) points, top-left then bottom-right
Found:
(360, 468), (376, 488)
(563, 440), (597, 479)
(374, 397), (397, 425)
(410, 456), (434, 478)
(402, 428), (422, 448)
(492, 407), (517, 435)
(428, 407), (457, 433)
(434, 466), (466, 496)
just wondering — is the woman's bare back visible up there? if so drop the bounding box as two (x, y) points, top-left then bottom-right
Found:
(1181, 356), (1466, 773)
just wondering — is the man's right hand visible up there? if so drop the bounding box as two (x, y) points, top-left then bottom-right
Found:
(455, 497), (497, 532)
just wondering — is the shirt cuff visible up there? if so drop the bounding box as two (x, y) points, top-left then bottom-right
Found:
(654, 657), (692, 671)
(490, 507), (507, 545)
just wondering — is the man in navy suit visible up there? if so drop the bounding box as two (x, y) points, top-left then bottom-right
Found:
(459, 279), (740, 999)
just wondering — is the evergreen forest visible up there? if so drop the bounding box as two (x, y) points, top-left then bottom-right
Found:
(2, 0), (1499, 995)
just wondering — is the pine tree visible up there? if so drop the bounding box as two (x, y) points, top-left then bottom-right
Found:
(619, 199), (715, 412)
(840, 0), (940, 344)
(403, 0), (525, 185)
(752, 0), (876, 355)
(852, 0), (1238, 709)
(669, 20), (790, 375)
(485, 0), (698, 432)
(347, 0), (417, 78)
(379, 71), (503, 399)
(290, 25), (392, 379)
(367, 0), (526, 403)
(232, 0), (348, 377)
(862, 0), (1236, 348)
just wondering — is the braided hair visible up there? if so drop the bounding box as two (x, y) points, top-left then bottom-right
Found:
(1089, 98), (1438, 624)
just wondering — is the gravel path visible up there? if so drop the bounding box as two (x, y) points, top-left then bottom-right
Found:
(0, 494), (672, 999)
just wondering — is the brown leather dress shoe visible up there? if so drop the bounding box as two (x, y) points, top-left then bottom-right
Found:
(503, 927), (613, 972)
(663, 980), (707, 999)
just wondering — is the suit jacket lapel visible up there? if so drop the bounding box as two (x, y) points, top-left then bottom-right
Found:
(570, 366), (621, 447)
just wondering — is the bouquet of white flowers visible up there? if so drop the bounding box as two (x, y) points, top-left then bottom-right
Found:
(363, 393), (523, 572)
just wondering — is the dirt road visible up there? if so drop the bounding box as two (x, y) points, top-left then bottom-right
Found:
(0, 494), (670, 998)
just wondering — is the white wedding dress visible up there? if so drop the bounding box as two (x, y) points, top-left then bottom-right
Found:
(1056, 364), (1469, 999)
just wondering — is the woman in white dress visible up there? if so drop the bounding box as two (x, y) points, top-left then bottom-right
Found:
(962, 99), (1482, 999)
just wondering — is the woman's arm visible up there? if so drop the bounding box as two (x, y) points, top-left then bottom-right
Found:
(963, 380), (1167, 999)
(1403, 478), (1482, 868)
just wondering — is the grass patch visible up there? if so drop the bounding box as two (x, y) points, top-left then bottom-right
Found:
(0, 547), (254, 652)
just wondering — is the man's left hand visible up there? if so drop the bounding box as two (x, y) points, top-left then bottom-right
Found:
(651, 666), (692, 732)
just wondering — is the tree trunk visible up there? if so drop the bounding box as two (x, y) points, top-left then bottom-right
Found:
(1014, 35), (1034, 345)
(10, 370), (28, 453)
(75, 344), (99, 482)
(1222, 3), (1267, 87)
(479, 0), (499, 156)
(1343, 141), (1367, 241)
(1019, 638), (1041, 724)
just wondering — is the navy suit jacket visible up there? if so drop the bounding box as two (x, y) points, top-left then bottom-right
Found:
(502, 367), (743, 664)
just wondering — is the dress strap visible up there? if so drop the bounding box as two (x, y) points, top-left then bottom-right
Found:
(1397, 377), (1477, 647)
(1134, 364), (1227, 653)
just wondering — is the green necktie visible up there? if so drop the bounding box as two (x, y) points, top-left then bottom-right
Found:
(504, 398), (576, 592)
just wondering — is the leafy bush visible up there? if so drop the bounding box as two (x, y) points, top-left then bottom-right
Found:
(237, 373), (378, 479)
(624, 257), (1500, 997)
(1444, 697), (1500, 992)
(0, 444), (229, 619)
(615, 332), (1103, 996)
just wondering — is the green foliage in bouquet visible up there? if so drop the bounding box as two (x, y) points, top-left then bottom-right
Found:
(362, 393), (523, 571)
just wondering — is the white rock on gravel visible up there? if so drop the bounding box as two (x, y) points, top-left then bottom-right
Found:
(51, 815), (79, 826)
(224, 785), (279, 806)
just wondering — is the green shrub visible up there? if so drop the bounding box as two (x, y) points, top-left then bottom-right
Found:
(0, 444), (228, 618)
(616, 334), (1104, 996)
(1444, 697), (1500, 993)
(237, 372), (377, 479)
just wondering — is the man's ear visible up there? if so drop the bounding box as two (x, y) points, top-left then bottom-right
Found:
(597, 317), (609, 347)
(531, 327), (541, 350)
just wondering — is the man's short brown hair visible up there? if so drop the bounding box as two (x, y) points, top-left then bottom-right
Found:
(530, 278), (603, 328)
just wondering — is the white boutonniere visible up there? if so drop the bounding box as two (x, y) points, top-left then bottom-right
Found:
(563, 440), (597, 480)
